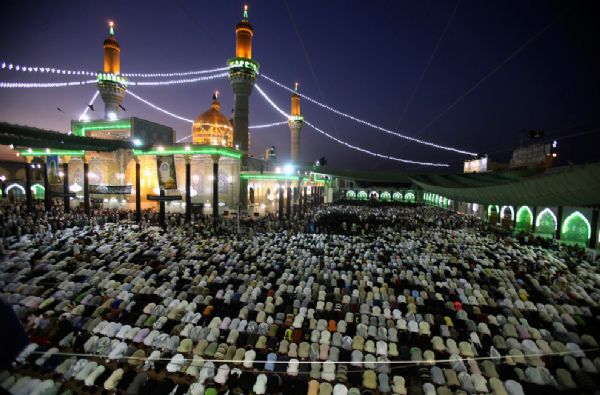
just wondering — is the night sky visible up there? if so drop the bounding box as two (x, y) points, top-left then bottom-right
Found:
(1, 1), (599, 172)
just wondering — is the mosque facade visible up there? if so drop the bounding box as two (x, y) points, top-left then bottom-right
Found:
(13, 7), (325, 217)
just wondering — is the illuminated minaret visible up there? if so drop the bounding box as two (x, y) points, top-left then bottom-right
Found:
(288, 82), (304, 163)
(228, 5), (259, 153)
(228, 5), (259, 209)
(97, 21), (127, 120)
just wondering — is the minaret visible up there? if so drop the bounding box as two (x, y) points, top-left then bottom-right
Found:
(228, 5), (259, 209)
(289, 82), (304, 163)
(228, 5), (259, 153)
(97, 21), (127, 120)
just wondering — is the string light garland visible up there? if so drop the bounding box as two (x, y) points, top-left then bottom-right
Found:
(0, 61), (96, 76)
(0, 80), (97, 88)
(176, 121), (289, 143)
(127, 90), (193, 123)
(122, 67), (229, 78)
(124, 72), (228, 86)
(78, 91), (99, 121)
(127, 89), (289, 142)
(260, 73), (476, 156)
(0, 61), (228, 79)
(254, 84), (449, 167)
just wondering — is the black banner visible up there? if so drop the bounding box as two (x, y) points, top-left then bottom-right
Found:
(90, 185), (132, 195)
(147, 194), (182, 202)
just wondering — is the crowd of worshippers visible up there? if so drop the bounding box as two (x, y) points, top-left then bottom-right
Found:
(1, 203), (600, 395)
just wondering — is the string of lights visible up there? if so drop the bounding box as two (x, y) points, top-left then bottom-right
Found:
(0, 61), (96, 76)
(0, 61), (229, 79)
(78, 91), (99, 121)
(259, 73), (477, 156)
(127, 89), (289, 143)
(127, 90), (193, 123)
(128, 72), (228, 86)
(123, 67), (228, 78)
(0, 80), (97, 88)
(175, 121), (289, 143)
(254, 84), (449, 167)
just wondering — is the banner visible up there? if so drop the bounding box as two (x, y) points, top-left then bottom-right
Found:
(90, 185), (132, 194)
(46, 155), (61, 185)
(218, 172), (229, 194)
(157, 155), (177, 190)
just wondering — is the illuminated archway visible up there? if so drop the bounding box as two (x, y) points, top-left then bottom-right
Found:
(357, 190), (368, 201)
(380, 191), (391, 202)
(487, 205), (500, 217)
(6, 183), (25, 196)
(31, 183), (45, 199)
(405, 192), (415, 203)
(346, 190), (356, 200)
(535, 208), (556, 238)
(393, 192), (402, 202)
(501, 205), (515, 221)
(515, 206), (533, 233)
(561, 211), (591, 246)
(370, 191), (379, 200)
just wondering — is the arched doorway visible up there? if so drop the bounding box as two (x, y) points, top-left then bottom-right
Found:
(392, 192), (402, 202)
(500, 206), (514, 229)
(357, 191), (368, 201)
(380, 191), (391, 202)
(561, 211), (591, 246)
(515, 206), (533, 233)
(405, 192), (415, 203)
(488, 205), (500, 224)
(31, 184), (45, 199)
(535, 208), (556, 238)
(346, 190), (356, 200)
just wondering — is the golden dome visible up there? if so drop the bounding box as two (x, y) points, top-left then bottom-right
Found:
(192, 93), (233, 147)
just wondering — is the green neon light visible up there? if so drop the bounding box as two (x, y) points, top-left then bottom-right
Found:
(405, 192), (415, 202)
(514, 206), (533, 233)
(240, 173), (309, 181)
(133, 146), (242, 159)
(346, 190), (356, 199)
(393, 192), (402, 201)
(97, 73), (128, 87)
(73, 120), (132, 136)
(289, 115), (304, 122)
(227, 57), (260, 74)
(535, 208), (557, 237)
(20, 149), (85, 157)
(488, 205), (500, 216)
(561, 211), (591, 241)
(516, 206), (533, 225)
(357, 191), (368, 201)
